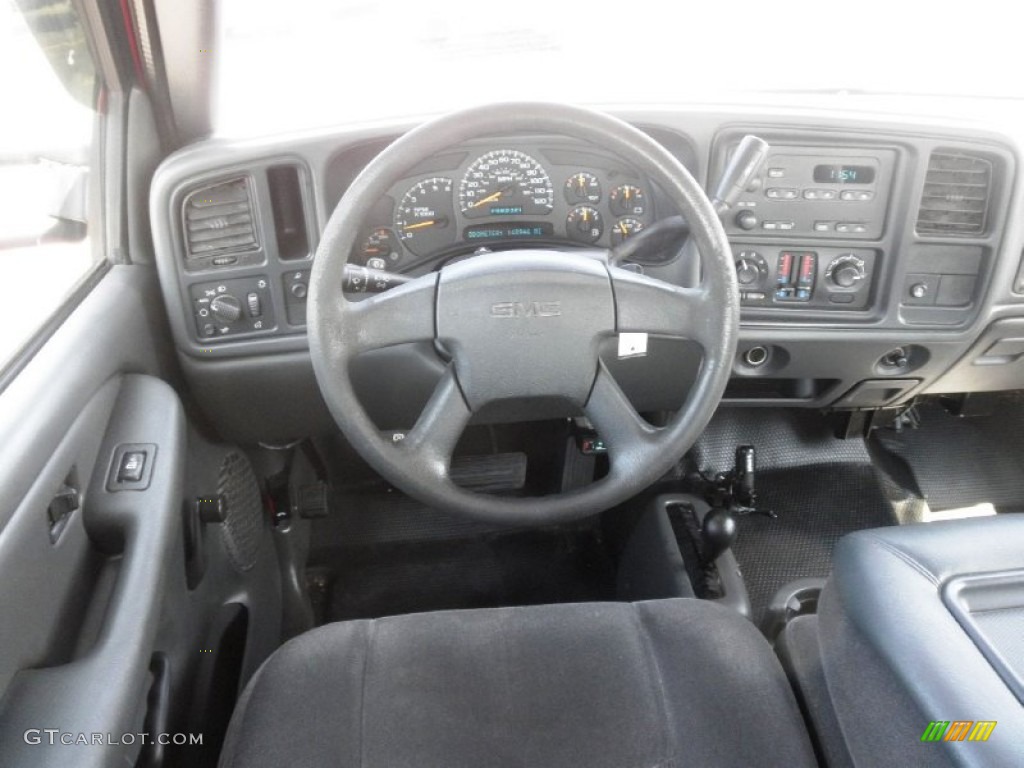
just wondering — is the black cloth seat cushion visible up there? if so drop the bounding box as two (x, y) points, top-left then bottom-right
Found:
(219, 598), (815, 767)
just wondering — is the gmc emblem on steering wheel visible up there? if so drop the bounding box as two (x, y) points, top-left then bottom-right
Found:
(490, 301), (562, 318)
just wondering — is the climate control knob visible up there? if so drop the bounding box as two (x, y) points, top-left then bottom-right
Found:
(735, 258), (760, 285)
(826, 255), (866, 288)
(209, 294), (243, 323)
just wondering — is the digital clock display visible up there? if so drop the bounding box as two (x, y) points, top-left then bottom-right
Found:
(813, 164), (876, 184)
(464, 222), (553, 241)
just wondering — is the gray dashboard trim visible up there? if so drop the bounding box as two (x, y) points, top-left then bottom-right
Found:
(149, 106), (1024, 424)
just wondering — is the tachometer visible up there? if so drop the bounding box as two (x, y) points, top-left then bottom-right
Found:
(459, 150), (554, 218)
(395, 177), (455, 257)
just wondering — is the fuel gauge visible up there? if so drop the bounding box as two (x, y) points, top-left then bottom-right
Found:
(360, 227), (401, 265)
(610, 217), (644, 246)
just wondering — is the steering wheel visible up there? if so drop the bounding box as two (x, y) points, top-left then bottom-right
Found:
(308, 103), (738, 525)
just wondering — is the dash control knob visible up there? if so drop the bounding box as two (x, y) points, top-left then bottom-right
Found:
(734, 210), (759, 231)
(735, 258), (760, 285)
(209, 294), (243, 323)
(826, 255), (866, 288)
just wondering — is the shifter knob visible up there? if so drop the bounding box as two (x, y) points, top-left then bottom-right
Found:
(701, 507), (738, 564)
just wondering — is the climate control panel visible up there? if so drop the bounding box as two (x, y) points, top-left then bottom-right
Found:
(733, 246), (876, 310)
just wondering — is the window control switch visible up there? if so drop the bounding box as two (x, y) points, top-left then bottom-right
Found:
(118, 451), (146, 482)
(106, 443), (157, 491)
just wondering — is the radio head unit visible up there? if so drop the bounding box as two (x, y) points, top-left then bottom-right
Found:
(722, 145), (897, 240)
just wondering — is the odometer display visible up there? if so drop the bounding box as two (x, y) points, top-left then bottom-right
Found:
(464, 222), (553, 241)
(459, 150), (554, 218)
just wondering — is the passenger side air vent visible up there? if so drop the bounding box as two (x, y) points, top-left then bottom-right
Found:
(183, 177), (258, 259)
(916, 151), (992, 236)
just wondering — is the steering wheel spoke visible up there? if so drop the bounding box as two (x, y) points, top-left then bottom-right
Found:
(610, 267), (719, 350)
(398, 367), (473, 478)
(344, 274), (438, 355)
(584, 362), (659, 462)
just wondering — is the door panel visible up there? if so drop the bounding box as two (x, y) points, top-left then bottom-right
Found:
(0, 266), (186, 767)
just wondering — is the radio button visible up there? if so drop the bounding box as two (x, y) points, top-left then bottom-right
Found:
(765, 187), (799, 200)
(840, 190), (874, 201)
(835, 222), (868, 234)
(813, 221), (834, 232)
(803, 188), (837, 201)
(767, 168), (786, 178)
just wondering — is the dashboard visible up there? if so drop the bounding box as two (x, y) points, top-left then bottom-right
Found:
(149, 106), (1024, 443)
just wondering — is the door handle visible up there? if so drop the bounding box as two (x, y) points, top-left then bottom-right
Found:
(48, 482), (80, 542)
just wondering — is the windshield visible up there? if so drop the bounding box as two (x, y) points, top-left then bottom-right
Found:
(216, 0), (1022, 137)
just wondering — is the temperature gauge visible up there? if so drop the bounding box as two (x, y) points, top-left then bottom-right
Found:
(566, 206), (604, 244)
(610, 184), (647, 217)
(564, 172), (602, 204)
(611, 217), (644, 246)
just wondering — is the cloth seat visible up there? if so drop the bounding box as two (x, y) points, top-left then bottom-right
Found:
(219, 598), (816, 767)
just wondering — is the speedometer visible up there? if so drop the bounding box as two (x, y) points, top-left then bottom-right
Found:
(458, 150), (554, 218)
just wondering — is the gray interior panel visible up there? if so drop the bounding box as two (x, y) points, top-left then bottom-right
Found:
(0, 375), (186, 768)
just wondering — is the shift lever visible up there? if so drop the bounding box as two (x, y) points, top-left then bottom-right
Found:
(711, 134), (771, 214)
(700, 506), (738, 564)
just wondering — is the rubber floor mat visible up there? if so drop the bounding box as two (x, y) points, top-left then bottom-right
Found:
(872, 396), (1024, 514)
(693, 407), (870, 475)
(731, 462), (896, 629)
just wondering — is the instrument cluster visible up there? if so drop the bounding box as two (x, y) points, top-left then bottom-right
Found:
(352, 144), (656, 270)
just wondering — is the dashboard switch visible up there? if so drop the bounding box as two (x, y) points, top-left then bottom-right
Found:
(246, 292), (262, 317)
(798, 252), (817, 288)
(776, 252), (794, 285)
(210, 294), (243, 323)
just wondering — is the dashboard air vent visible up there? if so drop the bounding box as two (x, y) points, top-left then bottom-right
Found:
(916, 151), (992, 236)
(183, 178), (258, 258)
